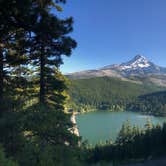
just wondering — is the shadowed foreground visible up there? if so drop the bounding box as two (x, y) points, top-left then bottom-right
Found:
(122, 157), (166, 166)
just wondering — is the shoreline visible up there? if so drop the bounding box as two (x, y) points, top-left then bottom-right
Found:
(71, 113), (80, 137)
(70, 109), (166, 118)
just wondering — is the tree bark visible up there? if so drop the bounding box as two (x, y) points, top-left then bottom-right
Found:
(39, 51), (45, 104)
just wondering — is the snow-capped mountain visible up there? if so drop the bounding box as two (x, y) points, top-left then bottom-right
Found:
(101, 55), (165, 76)
(102, 55), (151, 70)
(66, 55), (166, 86)
(121, 55), (151, 69)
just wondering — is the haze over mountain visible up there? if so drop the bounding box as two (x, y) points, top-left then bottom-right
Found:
(66, 55), (166, 87)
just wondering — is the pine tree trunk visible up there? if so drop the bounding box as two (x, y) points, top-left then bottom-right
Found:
(0, 48), (3, 110)
(40, 52), (45, 104)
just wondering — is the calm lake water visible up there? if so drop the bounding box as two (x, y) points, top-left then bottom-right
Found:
(76, 111), (166, 145)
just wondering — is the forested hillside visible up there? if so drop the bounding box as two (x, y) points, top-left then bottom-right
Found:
(128, 91), (166, 116)
(68, 77), (165, 111)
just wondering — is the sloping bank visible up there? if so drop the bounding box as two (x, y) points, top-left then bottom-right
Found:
(70, 113), (80, 137)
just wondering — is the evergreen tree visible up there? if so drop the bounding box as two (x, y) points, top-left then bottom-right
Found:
(0, 0), (37, 111)
(29, 4), (76, 108)
(145, 118), (153, 131)
(116, 120), (133, 145)
(0, 1), (81, 165)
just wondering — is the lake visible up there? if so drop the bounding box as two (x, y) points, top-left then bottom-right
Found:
(76, 111), (166, 145)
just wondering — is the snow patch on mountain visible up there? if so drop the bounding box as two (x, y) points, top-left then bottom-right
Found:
(103, 55), (152, 71)
(120, 55), (151, 70)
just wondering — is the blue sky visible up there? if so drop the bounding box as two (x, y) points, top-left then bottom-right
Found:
(57, 0), (166, 73)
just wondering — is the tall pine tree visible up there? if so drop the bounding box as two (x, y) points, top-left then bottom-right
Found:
(29, 1), (76, 109)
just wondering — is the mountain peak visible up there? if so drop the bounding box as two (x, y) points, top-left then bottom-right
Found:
(134, 55), (146, 59)
(134, 55), (146, 60)
(102, 55), (149, 70)
(120, 55), (150, 70)
(127, 55), (148, 65)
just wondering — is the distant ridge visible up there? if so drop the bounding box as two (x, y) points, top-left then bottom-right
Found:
(66, 55), (166, 87)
